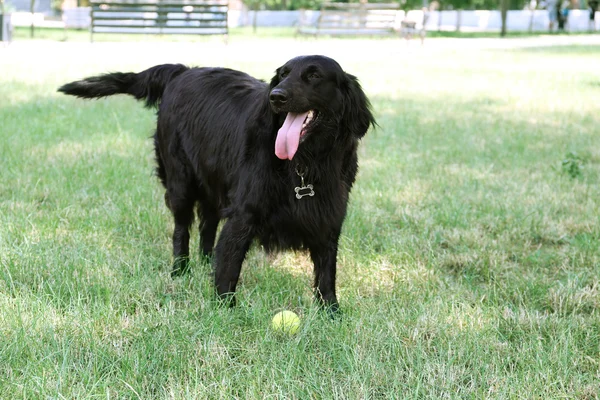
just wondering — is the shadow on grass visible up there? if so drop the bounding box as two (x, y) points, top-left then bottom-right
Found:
(502, 44), (600, 55)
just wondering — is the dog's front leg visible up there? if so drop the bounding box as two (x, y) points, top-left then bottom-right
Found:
(309, 231), (341, 315)
(213, 217), (253, 306)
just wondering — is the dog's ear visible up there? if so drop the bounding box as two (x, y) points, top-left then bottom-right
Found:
(269, 68), (281, 90)
(342, 73), (376, 139)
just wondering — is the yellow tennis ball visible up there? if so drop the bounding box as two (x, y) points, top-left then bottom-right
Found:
(271, 310), (301, 335)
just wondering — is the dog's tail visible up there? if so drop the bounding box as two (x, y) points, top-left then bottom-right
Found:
(57, 64), (189, 108)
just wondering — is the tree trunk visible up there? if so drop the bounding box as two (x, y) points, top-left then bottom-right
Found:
(30, 0), (35, 38)
(500, 0), (508, 37)
(252, 1), (258, 33)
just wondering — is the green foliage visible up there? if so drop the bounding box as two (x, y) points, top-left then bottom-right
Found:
(561, 152), (585, 179)
(266, 0), (533, 11)
(435, 0), (529, 10)
(51, 0), (63, 12)
(248, 0), (320, 11)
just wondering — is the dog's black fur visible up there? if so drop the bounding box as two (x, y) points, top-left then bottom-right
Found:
(58, 55), (375, 312)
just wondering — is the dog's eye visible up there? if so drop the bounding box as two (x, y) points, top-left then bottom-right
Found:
(280, 71), (289, 79)
(308, 72), (320, 80)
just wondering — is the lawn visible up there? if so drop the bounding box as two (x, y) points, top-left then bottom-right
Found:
(1, 33), (600, 398)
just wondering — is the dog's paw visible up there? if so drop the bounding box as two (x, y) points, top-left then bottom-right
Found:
(216, 291), (237, 308)
(171, 257), (190, 278)
(325, 302), (342, 320)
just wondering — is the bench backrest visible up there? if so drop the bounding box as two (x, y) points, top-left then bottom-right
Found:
(297, 2), (401, 35)
(318, 2), (399, 30)
(90, 0), (228, 35)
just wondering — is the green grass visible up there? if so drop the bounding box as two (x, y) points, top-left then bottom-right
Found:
(1, 37), (600, 398)
(11, 26), (299, 42)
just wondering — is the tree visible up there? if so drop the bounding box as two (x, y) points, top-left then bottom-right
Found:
(500, 0), (509, 36)
(30, 0), (36, 38)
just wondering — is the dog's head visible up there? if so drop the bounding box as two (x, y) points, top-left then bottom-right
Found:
(269, 55), (375, 161)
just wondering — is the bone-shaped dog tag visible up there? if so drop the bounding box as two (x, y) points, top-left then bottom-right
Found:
(294, 165), (315, 200)
(295, 184), (315, 199)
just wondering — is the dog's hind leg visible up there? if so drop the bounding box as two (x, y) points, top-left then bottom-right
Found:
(165, 170), (196, 278)
(197, 194), (219, 259)
(169, 199), (195, 277)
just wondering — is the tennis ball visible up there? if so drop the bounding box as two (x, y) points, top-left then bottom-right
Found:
(271, 310), (301, 335)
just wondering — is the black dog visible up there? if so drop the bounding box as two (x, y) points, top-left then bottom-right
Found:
(58, 55), (375, 312)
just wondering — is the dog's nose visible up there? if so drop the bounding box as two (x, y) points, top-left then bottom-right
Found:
(269, 88), (288, 104)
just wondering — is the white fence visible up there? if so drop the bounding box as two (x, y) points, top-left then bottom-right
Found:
(9, 9), (600, 32)
(417, 9), (596, 32)
(229, 9), (598, 32)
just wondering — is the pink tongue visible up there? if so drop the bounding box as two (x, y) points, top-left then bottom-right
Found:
(275, 111), (309, 160)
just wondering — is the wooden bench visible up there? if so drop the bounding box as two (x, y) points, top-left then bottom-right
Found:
(90, 0), (228, 41)
(297, 2), (401, 37)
